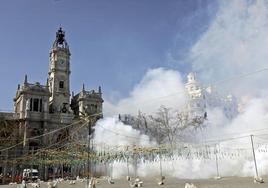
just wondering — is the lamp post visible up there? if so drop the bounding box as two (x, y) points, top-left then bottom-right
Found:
(83, 112), (101, 188)
(87, 119), (91, 188)
(250, 135), (259, 179)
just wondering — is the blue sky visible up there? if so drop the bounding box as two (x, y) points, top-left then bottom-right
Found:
(0, 0), (218, 111)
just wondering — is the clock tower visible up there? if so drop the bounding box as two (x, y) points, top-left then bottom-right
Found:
(48, 28), (71, 113)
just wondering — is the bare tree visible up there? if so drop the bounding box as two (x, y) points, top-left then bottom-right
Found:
(146, 106), (179, 146)
(119, 106), (206, 145)
(175, 110), (206, 142)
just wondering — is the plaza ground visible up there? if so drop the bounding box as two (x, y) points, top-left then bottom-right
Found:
(1, 176), (267, 188)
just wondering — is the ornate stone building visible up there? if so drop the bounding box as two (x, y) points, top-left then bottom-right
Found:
(0, 28), (103, 180)
(185, 72), (238, 119)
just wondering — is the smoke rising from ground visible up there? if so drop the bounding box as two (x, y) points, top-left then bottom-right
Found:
(94, 117), (155, 147)
(93, 97), (268, 178)
(95, 0), (268, 179)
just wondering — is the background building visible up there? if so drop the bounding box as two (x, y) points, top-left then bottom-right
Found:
(185, 72), (238, 120)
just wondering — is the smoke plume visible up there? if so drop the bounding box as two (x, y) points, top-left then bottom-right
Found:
(94, 0), (268, 179)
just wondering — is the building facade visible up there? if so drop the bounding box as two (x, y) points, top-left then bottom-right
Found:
(185, 72), (238, 120)
(0, 28), (103, 181)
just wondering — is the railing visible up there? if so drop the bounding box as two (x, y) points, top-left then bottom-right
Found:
(0, 112), (19, 120)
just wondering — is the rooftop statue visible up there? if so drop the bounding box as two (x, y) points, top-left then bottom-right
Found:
(56, 27), (65, 45)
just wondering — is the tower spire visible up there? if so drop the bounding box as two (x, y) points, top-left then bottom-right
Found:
(56, 27), (65, 45)
(48, 28), (71, 113)
(24, 74), (28, 84)
(82, 83), (85, 91)
(52, 27), (68, 48)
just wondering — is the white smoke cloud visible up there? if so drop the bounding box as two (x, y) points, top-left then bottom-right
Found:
(189, 0), (268, 97)
(181, 0), (268, 177)
(95, 0), (268, 179)
(225, 97), (268, 135)
(94, 99), (268, 179)
(94, 117), (154, 147)
(103, 68), (187, 116)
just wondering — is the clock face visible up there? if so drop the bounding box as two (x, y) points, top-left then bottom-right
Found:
(58, 59), (65, 68)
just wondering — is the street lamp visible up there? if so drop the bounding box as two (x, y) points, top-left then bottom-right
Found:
(80, 111), (102, 188)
